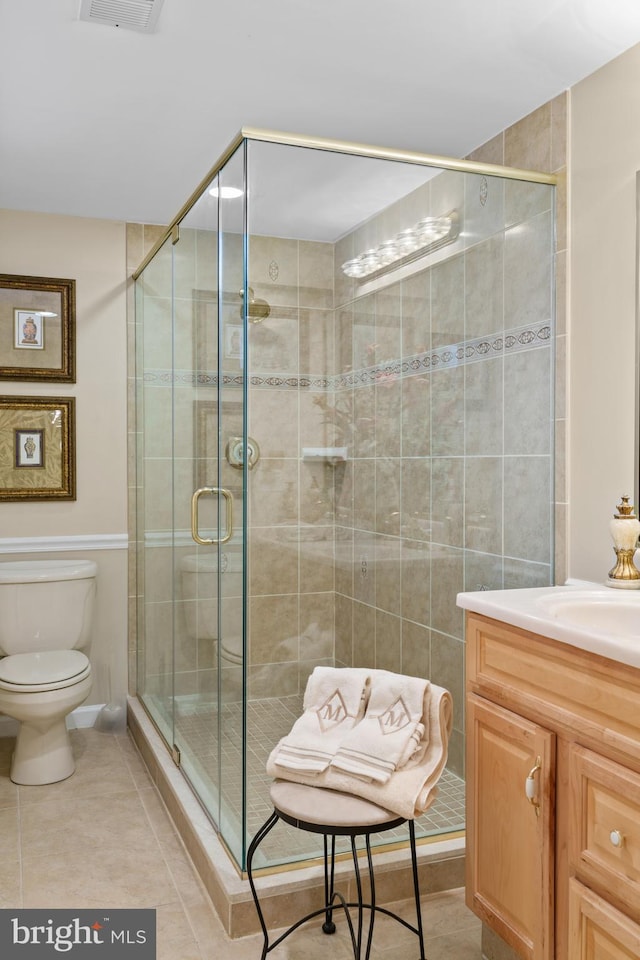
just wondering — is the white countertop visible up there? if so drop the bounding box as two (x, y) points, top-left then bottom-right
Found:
(456, 581), (640, 668)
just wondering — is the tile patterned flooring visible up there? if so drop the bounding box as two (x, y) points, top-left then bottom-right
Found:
(0, 728), (481, 959)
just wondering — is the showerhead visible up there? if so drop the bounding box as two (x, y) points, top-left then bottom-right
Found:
(240, 288), (271, 324)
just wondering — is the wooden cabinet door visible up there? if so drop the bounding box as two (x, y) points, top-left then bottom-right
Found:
(568, 878), (640, 960)
(466, 692), (555, 960)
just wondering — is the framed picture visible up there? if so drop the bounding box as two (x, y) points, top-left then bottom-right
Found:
(0, 274), (75, 381)
(0, 396), (75, 500)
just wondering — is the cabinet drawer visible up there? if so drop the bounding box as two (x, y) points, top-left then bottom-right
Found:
(467, 614), (640, 756)
(569, 744), (640, 921)
(568, 878), (640, 960)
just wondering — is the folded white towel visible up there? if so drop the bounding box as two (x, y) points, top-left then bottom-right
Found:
(266, 684), (452, 820)
(330, 671), (430, 783)
(269, 667), (371, 774)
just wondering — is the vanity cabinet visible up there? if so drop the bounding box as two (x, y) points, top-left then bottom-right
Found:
(465, 612), (640, 960)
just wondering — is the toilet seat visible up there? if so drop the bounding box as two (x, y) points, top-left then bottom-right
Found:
(0, 650), (91, 693)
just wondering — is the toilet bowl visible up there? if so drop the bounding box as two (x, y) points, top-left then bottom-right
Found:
(180, 552), (243, 667)
(0, 559), (97, 785)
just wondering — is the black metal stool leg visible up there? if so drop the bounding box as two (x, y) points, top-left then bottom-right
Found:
(409, 819), (426, 960)
(322, 833), (337, 934)
(363, 834), (376, 960)
(350, 835), (364, 959)
(247, 810), (280, 960)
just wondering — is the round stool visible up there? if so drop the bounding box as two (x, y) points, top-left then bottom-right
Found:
(247, 780), (426, 960)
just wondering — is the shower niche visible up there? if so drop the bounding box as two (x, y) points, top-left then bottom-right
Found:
(134, 129), (556, 874)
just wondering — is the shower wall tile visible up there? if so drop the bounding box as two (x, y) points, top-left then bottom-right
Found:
(375, 378), (402, 458)
(299, 307), (334, 376)
(504, 180), (552, 230)
(353, 385), (376, 457)
(193, 228), (217, 292)
(401, 457), (431, 540)
(352, 530), (376, 606)
(335, 304), (354, 374)
(400, 539), (431, 626)
(464, 236), (504, 340)
(334, 529), (354, 597)
(143, 386), (173, 459)
(401, 375), (430, 458)
(375, 535), (401, 616)
(464, 172), (505, 247)
(248, 236), (299, 309)
(299, 534), (335, 594)
(300, 462), (335, 524)
(464, 550), (503, 593)
(298, 240), (334, 310)
(430, 255), (465, 349)
(353, 294), (377, 370)
(375, 458), (401, 536)
(430, 630), (464, 731)
(504, 100), (552, 174)
(465, 457), (503, 555)
(504, 455), (552, 564)
(141, 297), (173, 370)
(249, 306), (299, 374)
(352, 459), (375, 531)
(375, 284), (402, 363)
(431, 457), (464, 547)
(431, 367), (464, 456)
(503, 558), (552, 589)
(299, 592), (335, 662)
(464, 356), (503, 457)
(249, 459), (298, 526)
(352, 600), (375, 667)
(249, 661), (299, 700)
(334, 461), (354, 527)
(401, 271), (430, 357)
(551, 93), (567, 173)
(375, 609), (401, 673)
(401, 619), (431, 680)
(430, 546), (464, 640)
(504, 211), (553, 327)
(249, 388), (299, 459)
(299, 390), (332, 449)
(249, 594), (299, 664)
(334, 593), (354, 667)
(430, 169), (466, 241)
(504, 348), (552, 455)
(249, 531), (299, 596)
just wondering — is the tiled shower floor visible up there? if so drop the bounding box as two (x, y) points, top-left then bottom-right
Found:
(169, 693), (465, 870)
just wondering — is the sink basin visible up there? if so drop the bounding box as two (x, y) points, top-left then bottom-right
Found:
(537, 592), (640, 638)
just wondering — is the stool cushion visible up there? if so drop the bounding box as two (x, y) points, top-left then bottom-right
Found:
(270, 779), (402, 829)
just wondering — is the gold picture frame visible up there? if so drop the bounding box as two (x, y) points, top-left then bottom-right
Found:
(0, 396), (75, 501)
(0, 274), (75, 382)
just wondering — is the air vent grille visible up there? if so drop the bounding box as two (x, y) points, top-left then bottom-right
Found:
(78, 0), (165, 33)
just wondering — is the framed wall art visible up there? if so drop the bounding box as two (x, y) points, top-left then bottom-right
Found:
(0, 274), (76, 382)
(0, 396), (75, 501)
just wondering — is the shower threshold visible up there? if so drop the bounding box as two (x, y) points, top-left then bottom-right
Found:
(127, 695), (465, 938)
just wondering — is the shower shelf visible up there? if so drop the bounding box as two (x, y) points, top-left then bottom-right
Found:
(302, 447), (348, 464)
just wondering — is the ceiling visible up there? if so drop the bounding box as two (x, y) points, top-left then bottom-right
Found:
(2, 0), (640, 228)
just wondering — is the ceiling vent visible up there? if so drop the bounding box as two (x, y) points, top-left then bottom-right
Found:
(78, 0), (165, 33)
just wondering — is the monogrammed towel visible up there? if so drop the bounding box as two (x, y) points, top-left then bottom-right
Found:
(269, 667), (371, 774)
(330, 671), (430, 783)
(266, 684), (452, 819)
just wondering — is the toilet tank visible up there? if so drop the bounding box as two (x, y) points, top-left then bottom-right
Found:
(0, 559), (97, 655)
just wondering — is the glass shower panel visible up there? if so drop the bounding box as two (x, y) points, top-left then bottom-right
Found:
(170, 182), (222, 821)
(136, 234), (175, 748)
(217, 145), (248, 866)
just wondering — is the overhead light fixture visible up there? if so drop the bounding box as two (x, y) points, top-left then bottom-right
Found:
(208, 185), (243, 199)
(341, 210), (459, 281)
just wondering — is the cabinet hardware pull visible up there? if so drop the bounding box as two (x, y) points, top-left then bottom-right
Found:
(609, 829), (624, 848)
(525, 756), (542, 816)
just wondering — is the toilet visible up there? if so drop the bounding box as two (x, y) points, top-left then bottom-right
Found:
(180, 552), (243, 667)
(0, 559), (97, 785)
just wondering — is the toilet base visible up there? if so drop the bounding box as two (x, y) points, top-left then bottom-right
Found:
(11, 717), (76, 785)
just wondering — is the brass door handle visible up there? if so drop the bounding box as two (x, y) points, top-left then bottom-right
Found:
(525, 756), (542, 816)
(191, 487), (233, 545)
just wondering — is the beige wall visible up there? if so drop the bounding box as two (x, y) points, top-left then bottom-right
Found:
(0, 209), (129, 705)
(570, 44), (640, 583)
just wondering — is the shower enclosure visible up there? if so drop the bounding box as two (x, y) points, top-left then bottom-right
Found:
(134, 129), (556, 874)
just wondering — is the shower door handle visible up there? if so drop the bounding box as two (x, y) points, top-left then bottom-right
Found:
(191, 487), (234, 545)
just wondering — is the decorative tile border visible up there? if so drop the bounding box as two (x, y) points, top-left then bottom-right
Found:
(141, 320), (551, 390)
